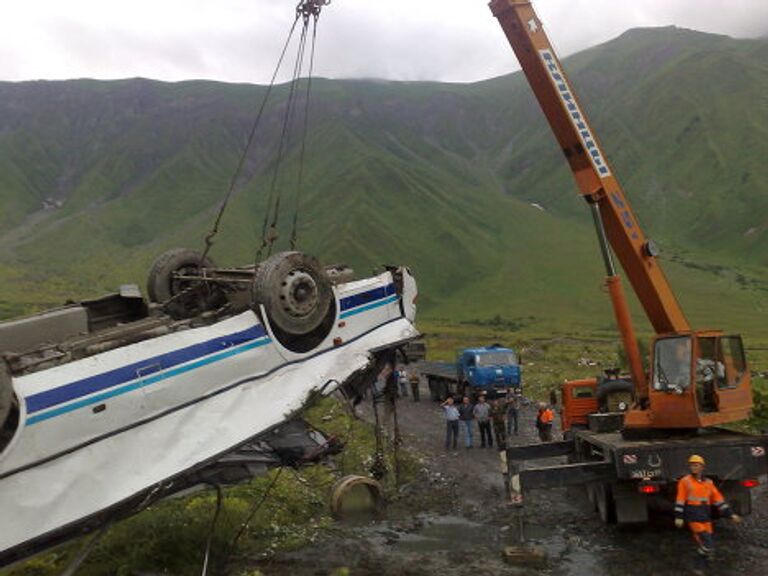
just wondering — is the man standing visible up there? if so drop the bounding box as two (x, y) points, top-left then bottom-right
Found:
(397, 367), (409, 398)
(535, 402), (554, 442)
(440, 397), (460, 449)
(675, 454), (741, 574)
(409, 371), (421, 401)
(490, 397), (507, 449)
(506, 388), (522, 436)
(474, 395), (493, 448)
(457, 396), (475, 449)
(491, 398), (507, 450)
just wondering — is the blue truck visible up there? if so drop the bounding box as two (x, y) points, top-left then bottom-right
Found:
(420, 345), (522, 401)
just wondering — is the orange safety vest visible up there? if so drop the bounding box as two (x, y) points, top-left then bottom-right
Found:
(674, 474), (732, 534)
(537, 408), (554, 425)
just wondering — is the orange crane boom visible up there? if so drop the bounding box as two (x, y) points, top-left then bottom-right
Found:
(489, 0), (689, 336)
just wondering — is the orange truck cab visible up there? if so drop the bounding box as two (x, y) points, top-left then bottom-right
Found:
(560, 372), (633, 434)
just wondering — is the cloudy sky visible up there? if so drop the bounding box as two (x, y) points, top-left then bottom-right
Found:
(2, 0), (767, 84)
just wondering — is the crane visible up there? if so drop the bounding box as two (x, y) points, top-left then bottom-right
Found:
(489, 0), (753, 431)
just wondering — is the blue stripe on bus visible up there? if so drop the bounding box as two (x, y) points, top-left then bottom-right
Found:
(25, 325), (267, 414)
(24, 283), (397, 422)
(339, 283), (396, 312)
(340, 294), (399, 319)
(26, 337), (271, 425)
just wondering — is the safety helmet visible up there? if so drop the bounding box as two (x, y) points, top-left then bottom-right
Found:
(688, 455), (706, 466)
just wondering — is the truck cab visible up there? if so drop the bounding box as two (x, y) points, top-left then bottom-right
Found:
(561, 371), (633, 434)
(457, 345), (521, 397)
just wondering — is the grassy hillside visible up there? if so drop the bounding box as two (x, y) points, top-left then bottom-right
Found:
(0, 27), (766, 339)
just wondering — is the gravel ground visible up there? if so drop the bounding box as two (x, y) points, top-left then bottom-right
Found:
(255, 380), (768, 576)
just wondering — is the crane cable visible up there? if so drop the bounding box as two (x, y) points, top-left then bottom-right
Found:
(257, 0), (328, 261)
(200, 1), (312, 264)
(290, 6), (322, 250)
(256, 14), (311, 261)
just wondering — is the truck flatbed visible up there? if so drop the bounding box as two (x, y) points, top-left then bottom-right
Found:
(416, 361), (455, 380)
(416, 361), (459, 401)
(505, 426), (768, 523)
(573, 428), (767, 482)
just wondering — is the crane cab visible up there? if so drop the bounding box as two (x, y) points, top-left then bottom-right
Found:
(624, 331), (753, 430)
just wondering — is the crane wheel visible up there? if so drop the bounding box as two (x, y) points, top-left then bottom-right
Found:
(147, 248), (225, 319)
(253, 251), (332, 337)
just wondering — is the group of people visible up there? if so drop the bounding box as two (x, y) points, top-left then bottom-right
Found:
(440, 389), (555, 450)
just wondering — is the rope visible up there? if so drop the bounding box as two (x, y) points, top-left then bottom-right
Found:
(58, 522), (111, 576)
(200, 13), (302, 263)
(370, 377), (388, 480)
(200, 485), (224, 576)
(222, 467), (285, 565)
(391, 390), (402, 489)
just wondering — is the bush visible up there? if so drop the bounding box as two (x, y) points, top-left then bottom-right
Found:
(751, 387), (768, 424)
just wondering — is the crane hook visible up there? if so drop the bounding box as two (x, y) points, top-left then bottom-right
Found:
(297, 0), (331, 20)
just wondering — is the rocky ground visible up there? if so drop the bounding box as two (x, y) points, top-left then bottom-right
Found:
(253, 380), (768, 576)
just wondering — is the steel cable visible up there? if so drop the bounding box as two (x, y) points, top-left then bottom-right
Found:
(290, 13), (320, 250)
(257, 17), (311, 261)
(200, 13), (302, 264)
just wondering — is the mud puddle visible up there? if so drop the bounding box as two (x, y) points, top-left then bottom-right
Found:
(390, 515), (501, 553)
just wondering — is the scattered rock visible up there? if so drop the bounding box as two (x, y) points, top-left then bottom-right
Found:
(501, 544), (548, 567)
(567, 535), (582, 547)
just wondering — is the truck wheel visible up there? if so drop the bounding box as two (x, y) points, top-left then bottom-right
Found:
(596, 483), (617, 524)
(721, 481), (752, 516)
(428, 378), (440, 402)
(147, 248), (225, 319)
(440, 380), (451, 400)
(586, 484), (597, 510)
(253, 251), (332, 337)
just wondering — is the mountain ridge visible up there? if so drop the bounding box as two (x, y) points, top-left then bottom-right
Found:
(0, 26), (766, 338)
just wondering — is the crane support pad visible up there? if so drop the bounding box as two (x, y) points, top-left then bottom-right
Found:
(506, 440), (574, 461)
(517, 461), (615, 490)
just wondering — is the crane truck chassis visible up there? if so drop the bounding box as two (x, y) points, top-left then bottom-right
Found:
(505, 419), (767, 524)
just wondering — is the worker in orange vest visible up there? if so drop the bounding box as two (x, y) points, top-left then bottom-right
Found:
(675, 454), (741, 574)
(535, 402), (554, 442)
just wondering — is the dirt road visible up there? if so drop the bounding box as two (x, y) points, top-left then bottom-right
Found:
(258, 383), (768, 575)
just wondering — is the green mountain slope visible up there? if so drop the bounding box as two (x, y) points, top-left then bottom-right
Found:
(0, 27), (766, 339)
